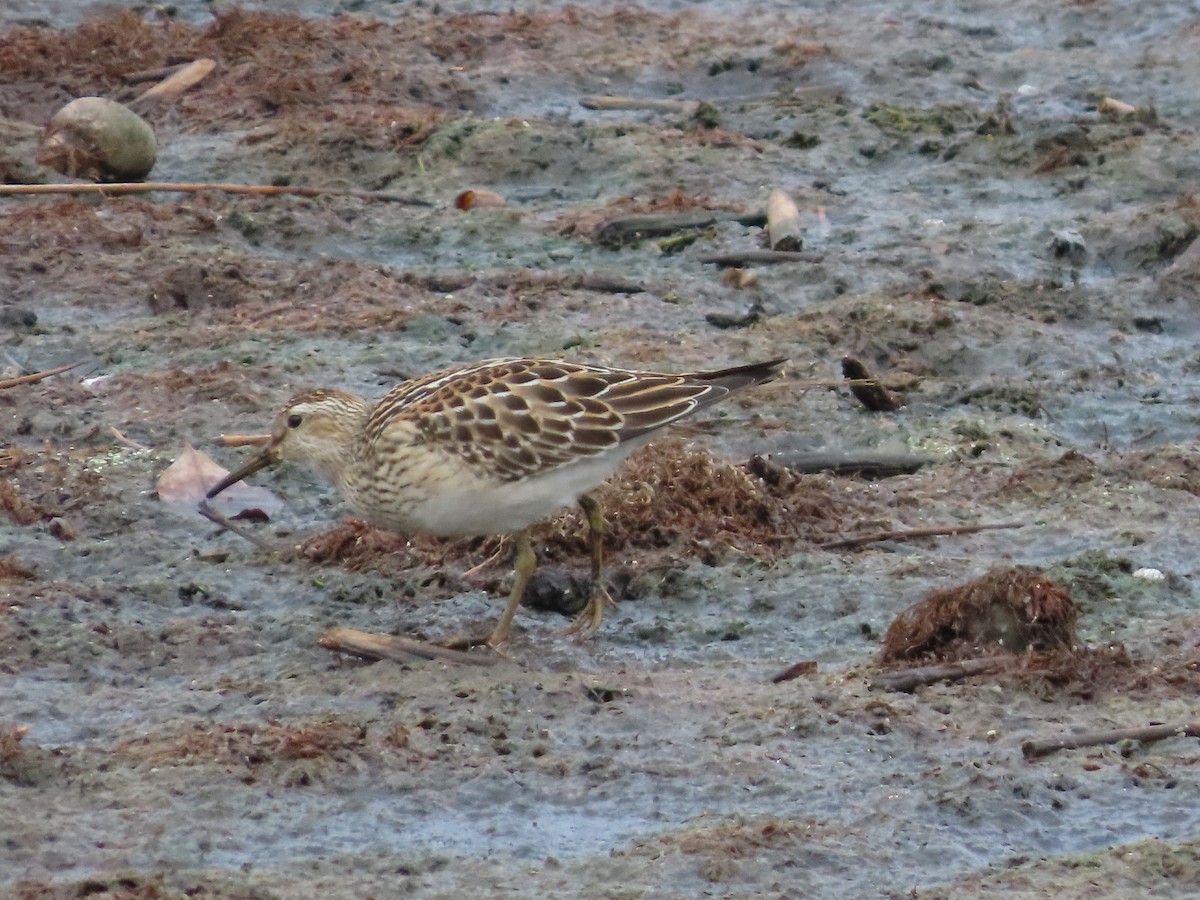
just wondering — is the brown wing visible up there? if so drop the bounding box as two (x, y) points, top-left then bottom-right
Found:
(366, 357), (784, 481)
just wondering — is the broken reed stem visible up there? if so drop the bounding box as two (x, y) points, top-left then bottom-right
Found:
(579, 95), (699, 114)
(0, 182), (431, 205)
(130, 58), (216, 106)
(109, 426), (150, 451)
(770, 660), (818, 684)
(870, 657), (1009, 692)
(579, 87), (840, 114)
(595, 209), (767, 246)
(748, 451), (927, 479)
(842, 356), (900, 412)
(319, 626), (498, 667)
(0, 362), (80, 390)
(819, 521), (1023, 550)
(765, 188), (802, 251)
(700, 249), (816, 266)
(197, 500), (274, 551)
(1023, 722), (1200, 760)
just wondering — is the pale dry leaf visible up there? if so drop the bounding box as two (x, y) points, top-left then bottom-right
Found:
(156, 443), (282, 511)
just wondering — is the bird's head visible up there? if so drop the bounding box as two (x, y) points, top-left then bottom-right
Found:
(206, 389), (370, 499)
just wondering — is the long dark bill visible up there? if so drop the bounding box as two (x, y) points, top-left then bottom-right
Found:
(206, 447), (277, 499)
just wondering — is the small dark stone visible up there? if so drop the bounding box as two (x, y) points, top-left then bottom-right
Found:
(706, 302), (763, 330)
(1050, 228), (1087, 263)
(521, 567), (590, 616)
(0, 307), (37, 328)
(1132, 316), (1164, 334)
(784, 131), (821, 150)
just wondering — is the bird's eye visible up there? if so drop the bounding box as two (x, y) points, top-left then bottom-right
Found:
(286, 414), (303, 429)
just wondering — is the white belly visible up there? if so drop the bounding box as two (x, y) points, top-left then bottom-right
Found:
(351, 439), (648, 537)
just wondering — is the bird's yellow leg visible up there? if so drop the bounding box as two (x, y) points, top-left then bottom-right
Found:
(562, 493), (615, 640)
(486, 528), (536, 648)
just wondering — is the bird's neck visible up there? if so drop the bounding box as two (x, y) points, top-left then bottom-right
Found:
(309, 398), (372, 493)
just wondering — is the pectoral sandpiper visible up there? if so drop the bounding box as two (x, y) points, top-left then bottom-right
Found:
(206, 356), (785, 647)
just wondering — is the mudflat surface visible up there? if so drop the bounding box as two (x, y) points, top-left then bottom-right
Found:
(1, 2), (1198, 897)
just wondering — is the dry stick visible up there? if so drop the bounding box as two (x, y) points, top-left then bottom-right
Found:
(818, 521), (1023, 551)
(0, 182), (432, 205)
(581, 87), (840, 114)
(1098, 96), (1137, 117)
(197, 500), (274, 551)
(0, 362), (79, 390)
(770, 660), (818, 684)
(700, 249), (817, 267)
(595, 209), (767, 246)
(842, 356), (900, 412)
(1023, 722), (1200, 760)
(766, 188), (803, 251)
(130, 58), (216, 107)
(416, 270), (644, 295)
(758, 451), (928, 478)
(492, 271), (646, 294)
(319, 626), (498, 668)
(579, 95), (700, 114)
(548, 273), (645, 294)
(109, 426), (149, 451)
(870, 657), (1009, 693)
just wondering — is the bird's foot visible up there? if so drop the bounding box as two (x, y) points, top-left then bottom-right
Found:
(560, 585), (615, 641)
(440, 629), (508, 652)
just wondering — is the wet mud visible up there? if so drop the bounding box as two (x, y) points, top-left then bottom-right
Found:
(2, 1), (1198, 897)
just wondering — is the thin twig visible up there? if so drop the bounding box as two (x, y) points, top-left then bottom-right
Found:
(197, 500), (274, 550)
(109, 426), (149, 451)
(130, 58), (216, 107)
(749, 451), (928, 479)
(580, 95), (699, 114)
(580, 86), (840, 114)
(770, 660), (818, 684)
(595, 209), (767, 247)
(819, 521), (1023, 550)
(0, 182), (431, 205)
(462, 539), (510, 579)
(1129, 426), (1161, 446)
(319, 626), (499, 667)
(1023, 722), (1200, 760)
(0, 362), (80, 390)
(700, 249), (817, 267)
(870, 657), (1009, 692)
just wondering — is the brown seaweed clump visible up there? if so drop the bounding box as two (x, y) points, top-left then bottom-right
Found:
(0, 448), (104, 537)
(299, 437), (849, 587)
(880, 567), (1078, 664)
(297, 516), (476, 600)
(0, 555), (37, 580)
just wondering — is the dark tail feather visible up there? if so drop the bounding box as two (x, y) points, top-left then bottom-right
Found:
(695, 357), (788, 392)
